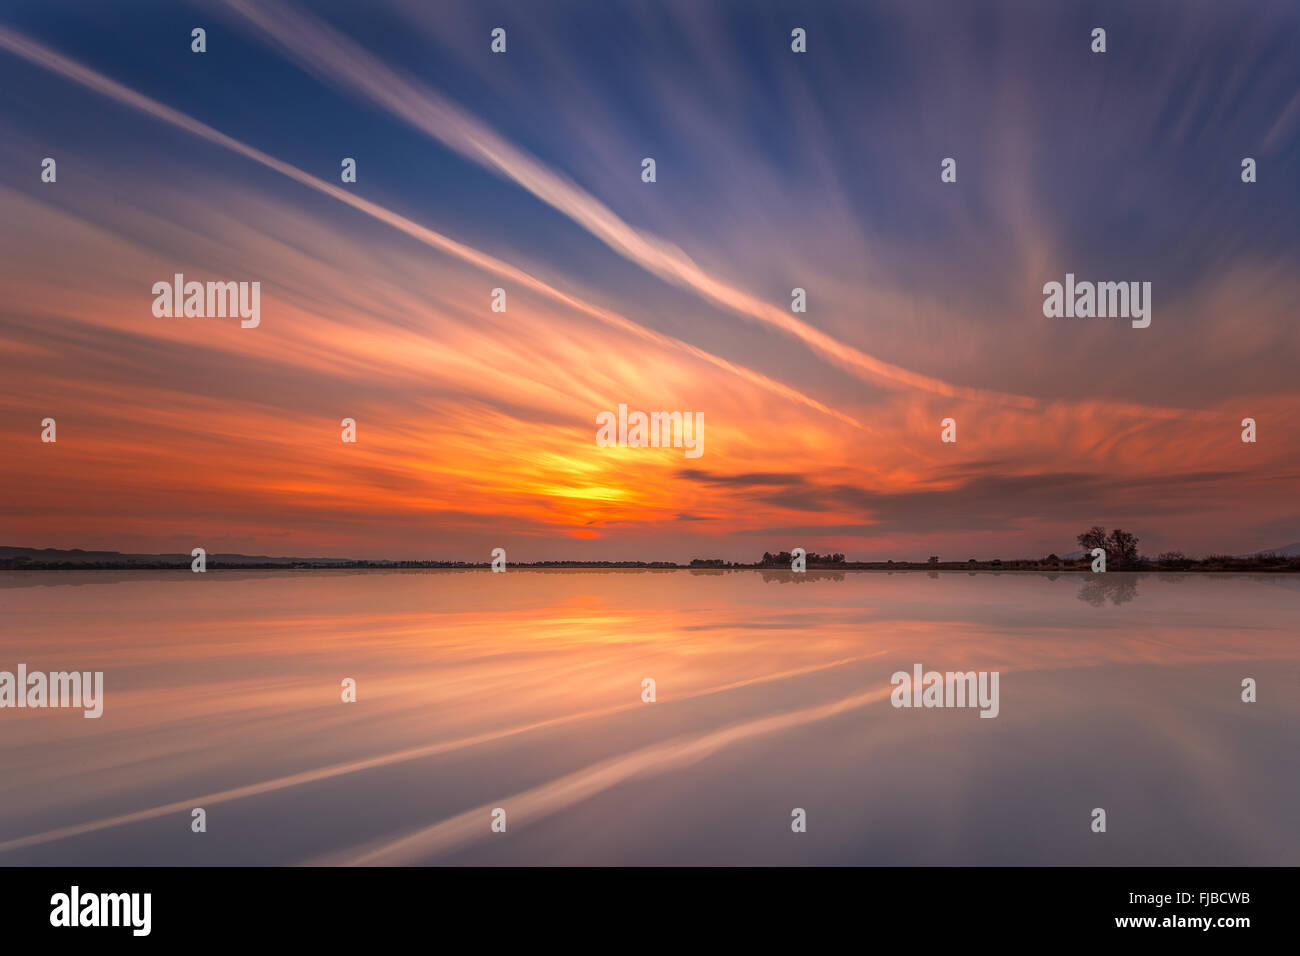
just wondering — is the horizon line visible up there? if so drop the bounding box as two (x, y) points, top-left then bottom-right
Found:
(3, 543), (1298, 568)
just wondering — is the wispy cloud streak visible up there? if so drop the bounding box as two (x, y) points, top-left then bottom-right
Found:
(0, 24), (852, 426)
(217, 0), (1047, 408)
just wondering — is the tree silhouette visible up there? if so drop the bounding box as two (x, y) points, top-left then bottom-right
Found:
(1076, 526), (1140, 568)
(1076, 526), (1107, 553)
(1106, 529), (1140, 567)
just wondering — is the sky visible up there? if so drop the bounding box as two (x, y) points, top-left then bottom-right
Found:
(1, 0), (1298, 562)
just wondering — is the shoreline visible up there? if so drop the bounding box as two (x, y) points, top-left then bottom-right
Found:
(3, 564), (1299, 574)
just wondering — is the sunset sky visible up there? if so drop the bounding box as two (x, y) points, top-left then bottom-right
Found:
(1, 0), (1298, 561)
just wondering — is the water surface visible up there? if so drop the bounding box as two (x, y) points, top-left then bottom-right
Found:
(1, 569), (1296, 865)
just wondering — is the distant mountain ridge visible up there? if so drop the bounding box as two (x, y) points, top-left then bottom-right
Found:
(0, 547), (677, 569)
(0, 546), (355, 566)
(1235, 543), (1300, 558)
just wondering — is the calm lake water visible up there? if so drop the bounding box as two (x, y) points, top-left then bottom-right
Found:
(1, 569), (1297, 865)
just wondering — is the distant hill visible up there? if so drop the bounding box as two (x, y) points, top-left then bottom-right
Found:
(1235, 543), (1300, 558)
(0, 547), (679, 570)
(0, 546), (356, 567)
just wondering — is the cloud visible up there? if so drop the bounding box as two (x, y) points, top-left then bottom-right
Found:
(215, 0), (1051, 408)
